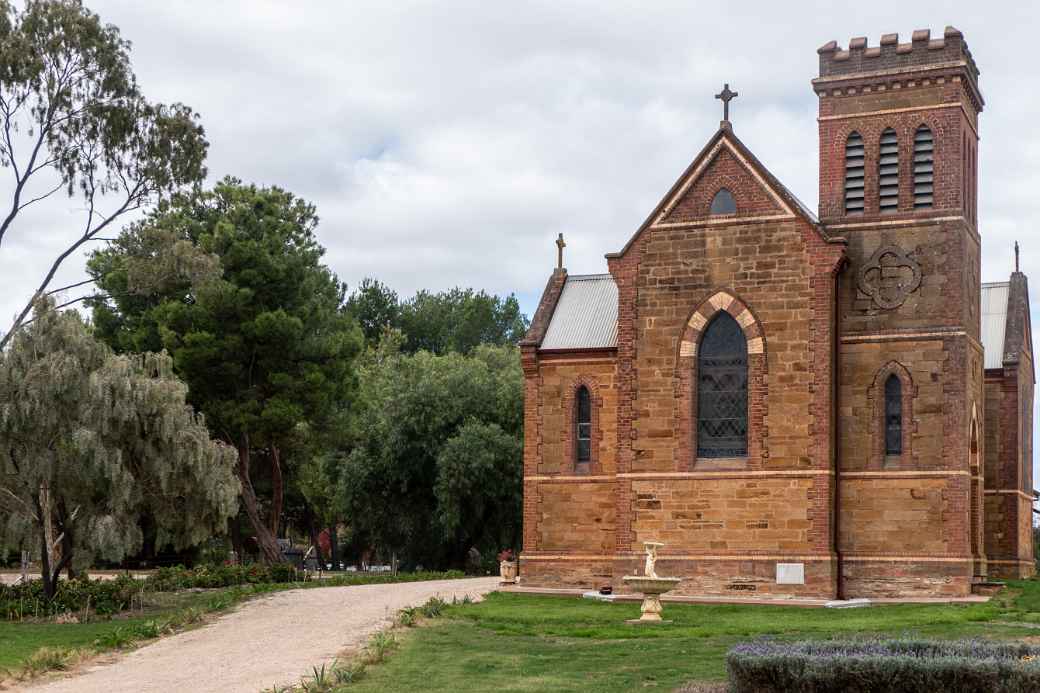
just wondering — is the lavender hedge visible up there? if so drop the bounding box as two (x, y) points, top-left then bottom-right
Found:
(726, 639), (1040, 693)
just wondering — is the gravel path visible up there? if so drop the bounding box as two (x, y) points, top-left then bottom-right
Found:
(26, 577), (499, 693)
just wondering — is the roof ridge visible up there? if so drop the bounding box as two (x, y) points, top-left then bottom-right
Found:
(567, 273), (614, 281)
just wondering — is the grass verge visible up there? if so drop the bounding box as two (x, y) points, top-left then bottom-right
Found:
(0, 572), (470, 685)
(307, 580), (1040, 692)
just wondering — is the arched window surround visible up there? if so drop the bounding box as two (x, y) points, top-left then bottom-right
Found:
(868, 361), (916, 469)
(675, 290), (766, 471)
(562, 376), (603, 474)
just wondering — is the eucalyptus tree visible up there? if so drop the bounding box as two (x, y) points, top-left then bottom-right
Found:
(88, 178), (363, 563)
(0, 299), (239, 598)
(0, 0), (208, 347)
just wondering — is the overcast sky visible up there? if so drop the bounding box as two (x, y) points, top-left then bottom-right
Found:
(1, 1), (1038, 474)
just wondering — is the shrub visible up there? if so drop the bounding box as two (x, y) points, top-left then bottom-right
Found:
(419, 596), (447, 618)
(727, 638), (1040, 693)
(0, 574), (144, 620)
(0, 566), (467, 621)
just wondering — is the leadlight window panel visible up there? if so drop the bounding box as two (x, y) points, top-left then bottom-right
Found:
(710, 188), (737, 215)
(884, 374), (902, 455)
(913, 126), (934, 209)
(879, 129), (899, 213)
(845, 132), (865, 214)
(576, 385), (592, 464)
(697, 312), (748, 458)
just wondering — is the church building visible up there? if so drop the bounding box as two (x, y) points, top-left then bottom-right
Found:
(519, 27), (1035, 599)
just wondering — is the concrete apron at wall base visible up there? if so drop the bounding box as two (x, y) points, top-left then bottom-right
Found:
(497, 584), (990, 608)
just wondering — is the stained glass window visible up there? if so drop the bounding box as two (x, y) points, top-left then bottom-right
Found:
(576, 385), (591, 464)
(884, 374), (902, 455)
(697, 312), (748, 458)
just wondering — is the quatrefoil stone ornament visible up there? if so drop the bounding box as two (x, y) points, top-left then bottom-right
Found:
(857, 245), (922, 310)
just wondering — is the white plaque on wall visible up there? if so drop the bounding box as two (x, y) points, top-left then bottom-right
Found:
(776, 562), (805, 585)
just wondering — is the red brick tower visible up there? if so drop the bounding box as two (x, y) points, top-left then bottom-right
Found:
(814, 28), (986, 596)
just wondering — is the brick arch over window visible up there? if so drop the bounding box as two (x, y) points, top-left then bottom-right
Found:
(675, 290), (766, 470)
(561, 376), (604, 474)
(867, 361), (917, 469)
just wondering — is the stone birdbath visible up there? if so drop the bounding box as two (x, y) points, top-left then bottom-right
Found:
(622, 541), (681, 624)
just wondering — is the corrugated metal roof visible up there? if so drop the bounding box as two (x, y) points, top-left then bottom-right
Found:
(981, 282), (1009, 369)
(540, 274), (618, 349)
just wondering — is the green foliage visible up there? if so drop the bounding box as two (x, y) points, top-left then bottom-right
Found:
(146, 564), (297, 591)
(338, 343), (522, 568)
(345, 279), (529, 355)
(726, 638), (1040, 693)
(0, 299), (240, 595)
(0, 567), (465, 620)
(0, 0), (209, 345)
(419, 597), (447, 619)
(88, 177), (364, 561)
(345, 278), (400, 346)
(0, 574), (144, 619)
(15, 646), (82, 677)
(89, 178), (361, 447)
(363, 631), (397, 665)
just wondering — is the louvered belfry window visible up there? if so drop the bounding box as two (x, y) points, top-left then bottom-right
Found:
(844, 132), (865, 214)
(697, 312), (748, 458)
(879, 129), (899, 213)
(884, 374), (902, 455)
(575, 385), (591, 464)
(913, 126), (934, 209)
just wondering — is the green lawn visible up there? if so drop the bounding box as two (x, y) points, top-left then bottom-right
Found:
(0, 587), (248, 673)
(346, 582), (1040, 692)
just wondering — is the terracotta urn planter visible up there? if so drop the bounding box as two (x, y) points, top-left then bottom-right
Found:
(499, 560), (518, 585)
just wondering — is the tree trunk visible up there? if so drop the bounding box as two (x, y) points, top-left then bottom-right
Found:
(35, 486), (56, 599)
(329, 524), (339, 571)
(57, 500), (76, 581)
(38, 516), (55, 600)
(236, 442), (282, 564)
(269, 444), (284, 537)
(229, 514), (244, 564)
(303, 502), (322, 563)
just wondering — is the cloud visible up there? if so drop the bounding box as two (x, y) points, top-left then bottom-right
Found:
(1, 1), (1038, 475)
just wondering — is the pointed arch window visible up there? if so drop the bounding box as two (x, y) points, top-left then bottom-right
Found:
(913, 126), (934, 209)
(575, 385), (592, 464)
(710, 188), (737, 215)
(884, 374), (902, 455)
(697, 312), (748, 458)
(844, 132), (865, 214)
(879, 129), (899, 213)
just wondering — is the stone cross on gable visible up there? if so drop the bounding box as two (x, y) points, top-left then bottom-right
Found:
(556, 233), (566, 270)
(715, 83), (738, 122)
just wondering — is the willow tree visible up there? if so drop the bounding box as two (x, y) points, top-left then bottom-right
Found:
(0, 0), (209, 347)
(0, 299), (239, 598)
